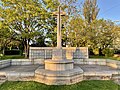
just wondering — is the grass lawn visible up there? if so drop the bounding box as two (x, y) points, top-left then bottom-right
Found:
(89, 55), (120, 61)
(0, 55), (25, 60)
(0, 80), (119, 90)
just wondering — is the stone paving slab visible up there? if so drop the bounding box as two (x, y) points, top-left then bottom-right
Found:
(78, 64), (119, 72)
(0, 65), (40, 73)
(0, 64), (119, 75)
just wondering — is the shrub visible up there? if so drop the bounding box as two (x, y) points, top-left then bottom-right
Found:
(102, 48), (114, 57)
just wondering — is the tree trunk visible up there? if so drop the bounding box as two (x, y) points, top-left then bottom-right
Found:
(24, 44), (27, 58)
(24, 39), (30, 58)
(23, 38), (27, 58)
(2, 44), (5, 56)
(27, 39), (30, 58)
(2, 47), (5, 56)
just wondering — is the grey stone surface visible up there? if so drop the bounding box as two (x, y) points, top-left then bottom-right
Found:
(0, 59), (119, 85)
(106, 59), (120, 69)
(35, 65), (83, 85)
(78, 64), (119, 82)
(11, 59), (32, 65)
(0, 65), (40, 73)
(0, 65), (40, 81)
(29, 47), (88, 60)
(0, 60), (11, 69)
(112, 75), (120, 85)
(79, 64), (118, 72)
(45, 60), (74, 71)
(0, 75), (7, 85)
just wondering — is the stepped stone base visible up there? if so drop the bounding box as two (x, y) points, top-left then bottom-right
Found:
(35, 66), (83, 85)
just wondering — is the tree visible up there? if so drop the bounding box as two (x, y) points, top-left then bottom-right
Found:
(90, 19), (116, 55)
(59, 0), (81, 47)
(0, 19), (17, 55)
(1, 0), (47, 58)
(113, 25), (120, 49)
(67, 16), (88, 47)
(40, 0), (80, 47)
(41, 0), (60, 47)
(83, 0), (100, 24)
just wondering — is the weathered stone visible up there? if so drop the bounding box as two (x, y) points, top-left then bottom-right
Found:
(0, 60), (11, 69)
(45, 60), (74, 71)
(0, 75), (7, 85)
(29, 47), (88, 60)
(35, 66), (83, 85)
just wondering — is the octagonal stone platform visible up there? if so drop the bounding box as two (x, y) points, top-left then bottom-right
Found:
(35, 65), (83, 85)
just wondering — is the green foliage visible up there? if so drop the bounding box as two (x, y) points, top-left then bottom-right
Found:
(0, 81), (119, 90)
(0, 0), (48, 57)
(92, 48), (99, 55)
(102, 48), (114, 57)
(42, 0), (59, 11)
(83, 0), (100, 24)
(89, 55), (120, 61)
(0, 0), (120, 57)
(89, 19), (116, 55)
(67, 16), (88, 47)
(0, 55), (25, 60)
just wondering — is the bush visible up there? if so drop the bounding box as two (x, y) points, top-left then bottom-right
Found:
(102, 48), (114, 57)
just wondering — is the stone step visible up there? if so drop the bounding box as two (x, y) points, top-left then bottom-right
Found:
(113, 76), (120, 79)
(112, 74), (120, 85)
(0, 76), (6, 80)
(0, 75), (7, 85)
(112, 74), (120, 79)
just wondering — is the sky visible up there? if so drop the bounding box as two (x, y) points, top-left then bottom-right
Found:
(79, 0), (120, 24)
(98, 0), (120, 22)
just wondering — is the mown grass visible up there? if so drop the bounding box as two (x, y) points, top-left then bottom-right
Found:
(0, 80), (119, 90)
(90, 55), (120, 61)
(0, 55), (25, 60)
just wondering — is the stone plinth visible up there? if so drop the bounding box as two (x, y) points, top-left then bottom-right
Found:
(35, 65), (83, 85)
(52, 48), (65, 60)
(45, 60), (74, 71)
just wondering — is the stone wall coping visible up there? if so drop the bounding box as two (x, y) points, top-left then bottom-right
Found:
(45, 60), (74, 64)
(106, 59), (120, 63)
(0, 58), (120, 63)
(74, 58), (120, 63)
(85, 59), (106, 61)
(11, 59), (30, 61)
(0, 59), (11, 62)
(30, 47), (88, 50)
(0, 58), (120, 67)
(30, 47), (54, 50)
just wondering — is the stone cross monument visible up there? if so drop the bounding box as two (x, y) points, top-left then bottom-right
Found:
(53, 6), (66, 48)
(45, 6), (74, 71)
(52, 6), (66, 60)
(35, 6), (84, 85)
